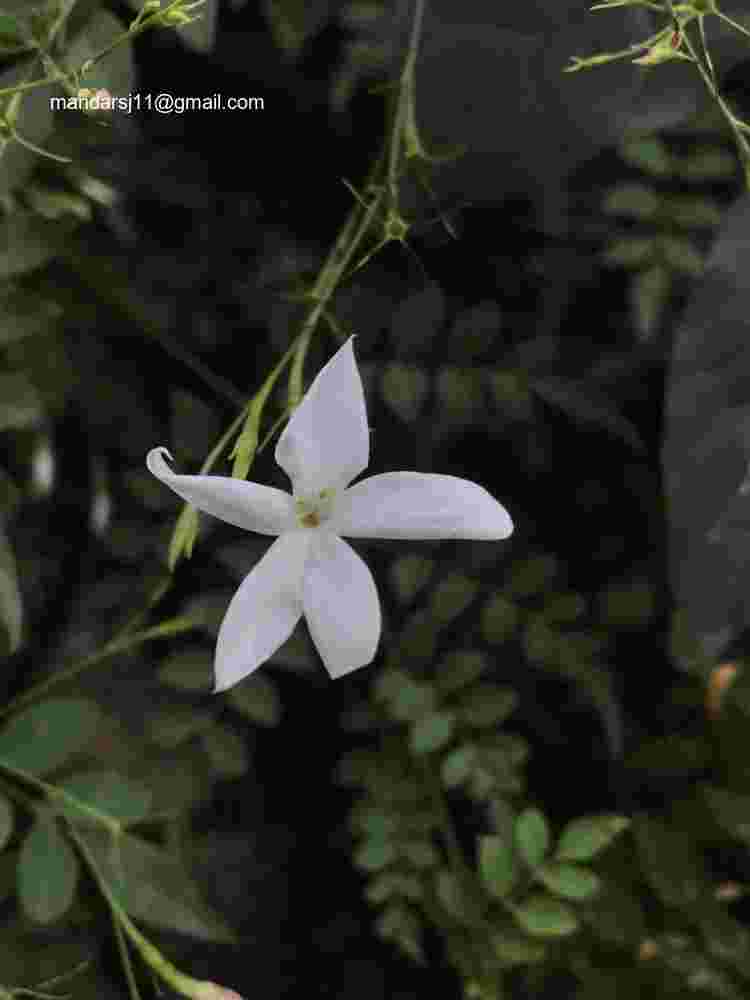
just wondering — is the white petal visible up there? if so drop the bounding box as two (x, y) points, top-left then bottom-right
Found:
(302, 532), (381, 679)
(214, 531), (312, 692)
(147, 447), (294, 536)
(332, 472), (514, 540)
(274, 338), (369, 495)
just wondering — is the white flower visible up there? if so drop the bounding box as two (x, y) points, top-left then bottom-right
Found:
(147, 338), (513, 692)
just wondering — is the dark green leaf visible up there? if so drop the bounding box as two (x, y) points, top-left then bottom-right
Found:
(376, 902), (424, 964)
(389, 554), (434, 603)
(429, 572), (479, 624)
(0, 792), (13, 849)
(228, 674), (282, 726)
(146, 706), (214, 749)
(401, 839), (440, 869)
(441, 744), (478, 788)
(200, 724), (248, 777)
(437, 650), (488, 693)
(505, 555), (558, 599)
(515, 808), (550, 868)
(434, 868), (481, 924)
(57, 771), (152, 825)
(77, 828), (237, 942)
(366, 871), (423, 904)
(478, 835), (518, 899)
(457, 685), (518, 728)
(18, 815), (79, 923)
(0, 528), (22, 653)
(381, 363), (429, 422)
(556, 814), (630, 861)
(409, 711), (456, 755)
(0, 698), (101, 774)
(0, 371), (41, 430)
(157, 650), (212, 692)
(633, 815), (703, 906)
(513, 894), (578, 938)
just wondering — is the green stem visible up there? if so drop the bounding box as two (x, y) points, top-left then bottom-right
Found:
(67, 826), (208, 1000)
(0, 617), (197, 719)
(0, 759), (121, 835)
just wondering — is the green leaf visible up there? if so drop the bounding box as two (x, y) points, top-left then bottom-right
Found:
(481, 592), (520, 645)
(619, 134), (673, 176)
(658, 235), (704, 276)
(0, 528), (22, 653)
(18, 815), (79, 923)
(146, 706), (214, 750)
(200, 724), (248, 778)
(579, 878), (644, 948)
(366, 871), (423, 904)
(384, 675), (437, 722)
(0, 284), (61, 346)
(704, 785), (750, 842)
(505, 555), (557, 599)
(542, 593), (586, 624)
(603, 236), (654, 270)
(436, 650), (488, 693)
(389, 554), (434, 603)
(63, 10), (134, 93)
(457, 685), (518, 728)
(400, 839), (440, 869)
(515, 808), (550, 868)
(78, 827), (237, 942)
(492, 929), (547, 965)
(0, 698), (101, 774)
(385, 611), (438, 669)
(409, 711), (456, 755)
(536, 861), (600, 900)
(0, 212), (72, 279)
(228, 674), (282, 726)
(381, 363), (429, 422)
(435, 868), (480, 924)
(555, 814), (630, 862)
(429, 572), (479, 624)
(598, 578), (655, 626)
(354, 839), (398, 872)
(603, 183), (660, 219)
(0, 792), (13, 849)
(175, 0), (217, 53)
(478, 835), (518, 899)
(157, 650), (212, 692)
(57, 771), (152, 825)
(633, 815), (703, 906)
(441, 744), (478, 788)
(436, 367), (482, 426)
(376, 902), (424, 964)
(513, 894), (578, 938)
(168, 504), (200, 570)
(353, 808), (399, 839)
(0, 371), (42, 430)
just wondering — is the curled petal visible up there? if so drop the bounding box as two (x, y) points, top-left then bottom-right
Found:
(214, 531), (311, 692)
(333, 472), (514, 541)
(275, 338), (369, 495)
(147, 447), (294, 536)
(302, 533), (381, 679)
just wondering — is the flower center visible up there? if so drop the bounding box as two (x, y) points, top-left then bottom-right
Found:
(295, 488), (336, 529)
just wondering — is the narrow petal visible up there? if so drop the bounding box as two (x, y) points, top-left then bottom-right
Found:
(214, 531), (311, 692)
(274, 338), (369, 495)
(332, 472), (514, 540)
(147, 447), (294, 536)
(302, 533), (381, 679)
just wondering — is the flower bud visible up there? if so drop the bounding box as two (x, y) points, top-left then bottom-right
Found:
(193, 982), (244, 1000)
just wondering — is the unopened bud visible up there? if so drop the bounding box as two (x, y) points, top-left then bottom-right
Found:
(193, 982), (244, 1000)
